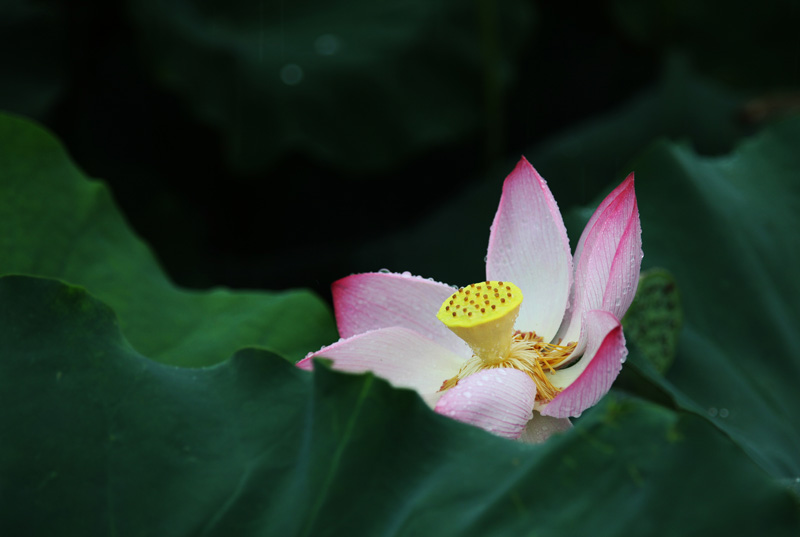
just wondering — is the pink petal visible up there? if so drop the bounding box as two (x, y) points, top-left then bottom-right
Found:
(573, 173), (635, 266)
(557, 174), (641, 349)
(486, 157), (573, 341)
(332, 272), (471, 358)
(601, 196), (642, 319)
(297, 327), (464, 395)
(518, 413), (572, 444)
(541, 310), (626, 419)
(434, 368), (536, 439)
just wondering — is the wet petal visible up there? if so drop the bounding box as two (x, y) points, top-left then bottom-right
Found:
(332, 272), (471, 358)
(557, 174), (641, 350)
(486, 157), (572, 340)
(518, 413), (572, 444)
(435, 368), (536, 439)
(297, 327), (464, 395)
(541, 310), (626, 419)
(573, 173), (636, 266)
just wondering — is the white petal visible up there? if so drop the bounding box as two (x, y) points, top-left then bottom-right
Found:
(434, 368), (536, 439)
(297, 327), (464, 395)
(486, 157), (572, 340)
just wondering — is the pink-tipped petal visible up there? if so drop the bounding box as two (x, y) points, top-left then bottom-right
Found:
(557, 174), (641, 349)
(332, 272), (471, 358)
(297, 327), (464, 395)
(518, 413), (572, 444)
(435, 368), (536, 439)
(541, 310), (626, 419)
(573, 173), (635, 265)
(601, 196), (642, 320)
(486, 157), (572, 340)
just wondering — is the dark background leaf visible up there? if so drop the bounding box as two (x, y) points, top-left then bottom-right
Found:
(127, 0), (534, 174)
(0, 0), (68, 118)
(4, 0), (777, 297)
(612, 0), (800, 89)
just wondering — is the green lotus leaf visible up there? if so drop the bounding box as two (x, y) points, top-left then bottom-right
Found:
(0, 112), (337, 365)
(2, 274), (797, 536)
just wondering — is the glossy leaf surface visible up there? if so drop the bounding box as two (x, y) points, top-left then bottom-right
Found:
(1, 275), (797, 536)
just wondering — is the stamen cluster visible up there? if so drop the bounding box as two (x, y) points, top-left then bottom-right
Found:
(440, 332), (575, 402)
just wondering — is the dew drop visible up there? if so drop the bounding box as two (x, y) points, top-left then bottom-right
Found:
(401, 271), (411, 277)
(708, 407), (718, 417)
(378, 268), (391, 273)
(719, 408), (729, 418)
(280, 63), (304, 85)
(314, 34), (341, 56)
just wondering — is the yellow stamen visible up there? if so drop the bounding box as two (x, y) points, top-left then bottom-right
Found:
(436, 281), (577, 403)
(436, 281), (523, 364)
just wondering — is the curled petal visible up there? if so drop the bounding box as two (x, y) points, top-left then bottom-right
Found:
(557, 174), (641, 350)
(518, 413), (572, 444)
(486, 157), (572, 341)
(297, 327), (464, 395)
(332, 272), (471, 358)
(435, 368), (536, 439)
(541, 310), (626, 419)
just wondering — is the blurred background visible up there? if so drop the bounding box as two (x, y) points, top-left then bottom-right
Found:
(2, 0), (798, 301)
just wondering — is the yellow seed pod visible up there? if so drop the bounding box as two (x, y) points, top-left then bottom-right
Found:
(436, 281), (523, 364)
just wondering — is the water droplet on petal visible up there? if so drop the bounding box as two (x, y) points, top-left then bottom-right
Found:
(378, 268), (391, 273)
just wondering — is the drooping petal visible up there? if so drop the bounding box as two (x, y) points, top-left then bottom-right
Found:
(486, 157), (572, 340)
(332, 272), (471, 358)
(557, 174), (641, 350)
(541, 310), (626, 419)
(518, 413), (572, 444)
(297, 327), (464, 395)
(434, 368), (536, 439)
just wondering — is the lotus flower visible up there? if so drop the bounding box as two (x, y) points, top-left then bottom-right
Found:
(298, 157), (642, 442)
